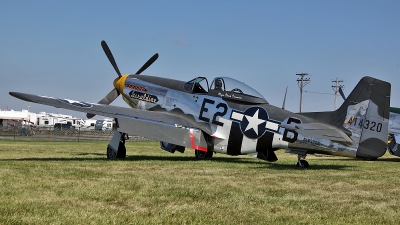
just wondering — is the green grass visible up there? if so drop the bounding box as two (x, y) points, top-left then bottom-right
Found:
(1, 141), (400, 224)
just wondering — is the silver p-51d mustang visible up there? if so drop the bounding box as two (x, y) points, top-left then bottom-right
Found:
(10, 41), (392, 168)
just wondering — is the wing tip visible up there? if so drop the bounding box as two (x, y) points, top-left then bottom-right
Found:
(9, 92), (36, 103)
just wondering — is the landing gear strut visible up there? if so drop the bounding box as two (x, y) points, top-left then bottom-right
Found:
(296, 154), (309, 168)
(107, 131), (128, 159)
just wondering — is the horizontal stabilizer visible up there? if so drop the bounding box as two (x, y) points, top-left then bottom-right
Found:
(279, 122), (353, 145)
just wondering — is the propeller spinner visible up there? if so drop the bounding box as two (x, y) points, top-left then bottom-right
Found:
(86, 41), (158, 119)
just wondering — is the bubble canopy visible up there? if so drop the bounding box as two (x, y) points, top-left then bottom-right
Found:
(210, 77), (265, 100)
(184, 76), (267, 103)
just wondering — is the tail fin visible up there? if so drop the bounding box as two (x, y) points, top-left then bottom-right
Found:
(342, 77), (390, 158)
(303, 76), (391, 159)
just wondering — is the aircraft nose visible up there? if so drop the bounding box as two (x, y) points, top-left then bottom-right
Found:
(113, 75), (129, 93)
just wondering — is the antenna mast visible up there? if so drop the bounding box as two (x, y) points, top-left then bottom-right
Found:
(282, 86), (288, 110)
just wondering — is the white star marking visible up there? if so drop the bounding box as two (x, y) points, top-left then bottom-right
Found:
(244, 109), (265, 135)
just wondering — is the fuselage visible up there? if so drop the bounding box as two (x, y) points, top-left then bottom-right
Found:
(116, 74), (361, 158)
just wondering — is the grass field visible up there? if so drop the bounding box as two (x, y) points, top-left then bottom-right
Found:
(1, 141), (400, 224)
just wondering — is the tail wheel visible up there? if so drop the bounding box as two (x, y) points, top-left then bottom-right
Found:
(296, 160), (309, 168)
(195, 150), (213, 159)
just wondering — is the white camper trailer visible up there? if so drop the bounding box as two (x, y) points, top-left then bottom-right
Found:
(0, 109), (38, 128)
(94, 119), (114, 130)
(36, 112), (83, 128)
(80, 119), (97, 130)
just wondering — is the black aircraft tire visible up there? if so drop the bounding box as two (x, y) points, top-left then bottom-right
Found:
(296, 160), (309, 168)
(195, 150), (213, 159)
(107, 146), (117, 159)
(117, 143), (126, 159)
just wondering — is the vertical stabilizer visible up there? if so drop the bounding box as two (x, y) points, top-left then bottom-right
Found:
(340, 77), (390, 159)
(301, 76), (390, 159)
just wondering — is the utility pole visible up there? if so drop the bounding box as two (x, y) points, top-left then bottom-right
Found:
(296, 73), (311, 113)
(332, 78), (344, 110)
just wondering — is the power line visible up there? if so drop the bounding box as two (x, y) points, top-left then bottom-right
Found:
(304, 91), (334, 95)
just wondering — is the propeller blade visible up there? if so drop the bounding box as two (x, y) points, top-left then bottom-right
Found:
(101, 40), (122, 77)
(86, 88), (120, 119)
(98, 88), (120, 105)
(89, 42), (157, 118)
(136, 53), (159, 75)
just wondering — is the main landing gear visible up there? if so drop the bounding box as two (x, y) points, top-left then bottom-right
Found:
(195, 149), (213, 159)
(107, 131), (128, 159)
(296, 154), (309, 168)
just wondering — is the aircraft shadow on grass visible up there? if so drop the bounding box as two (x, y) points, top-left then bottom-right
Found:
(317, 156), (400, 163)
(1, 153), (355, 170)
(361, 157), (400, 162)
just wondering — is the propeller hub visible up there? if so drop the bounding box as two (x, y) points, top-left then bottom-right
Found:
(113, 75), (129, 93)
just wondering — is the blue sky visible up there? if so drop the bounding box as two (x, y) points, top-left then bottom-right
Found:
(1, 1), (399, 119)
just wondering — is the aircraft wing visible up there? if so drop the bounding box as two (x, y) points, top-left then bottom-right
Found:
(9, 92), (210, 151)
(279, 122), (353, 145)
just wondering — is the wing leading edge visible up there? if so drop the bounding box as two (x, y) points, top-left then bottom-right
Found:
(9, 92), (209, 151)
